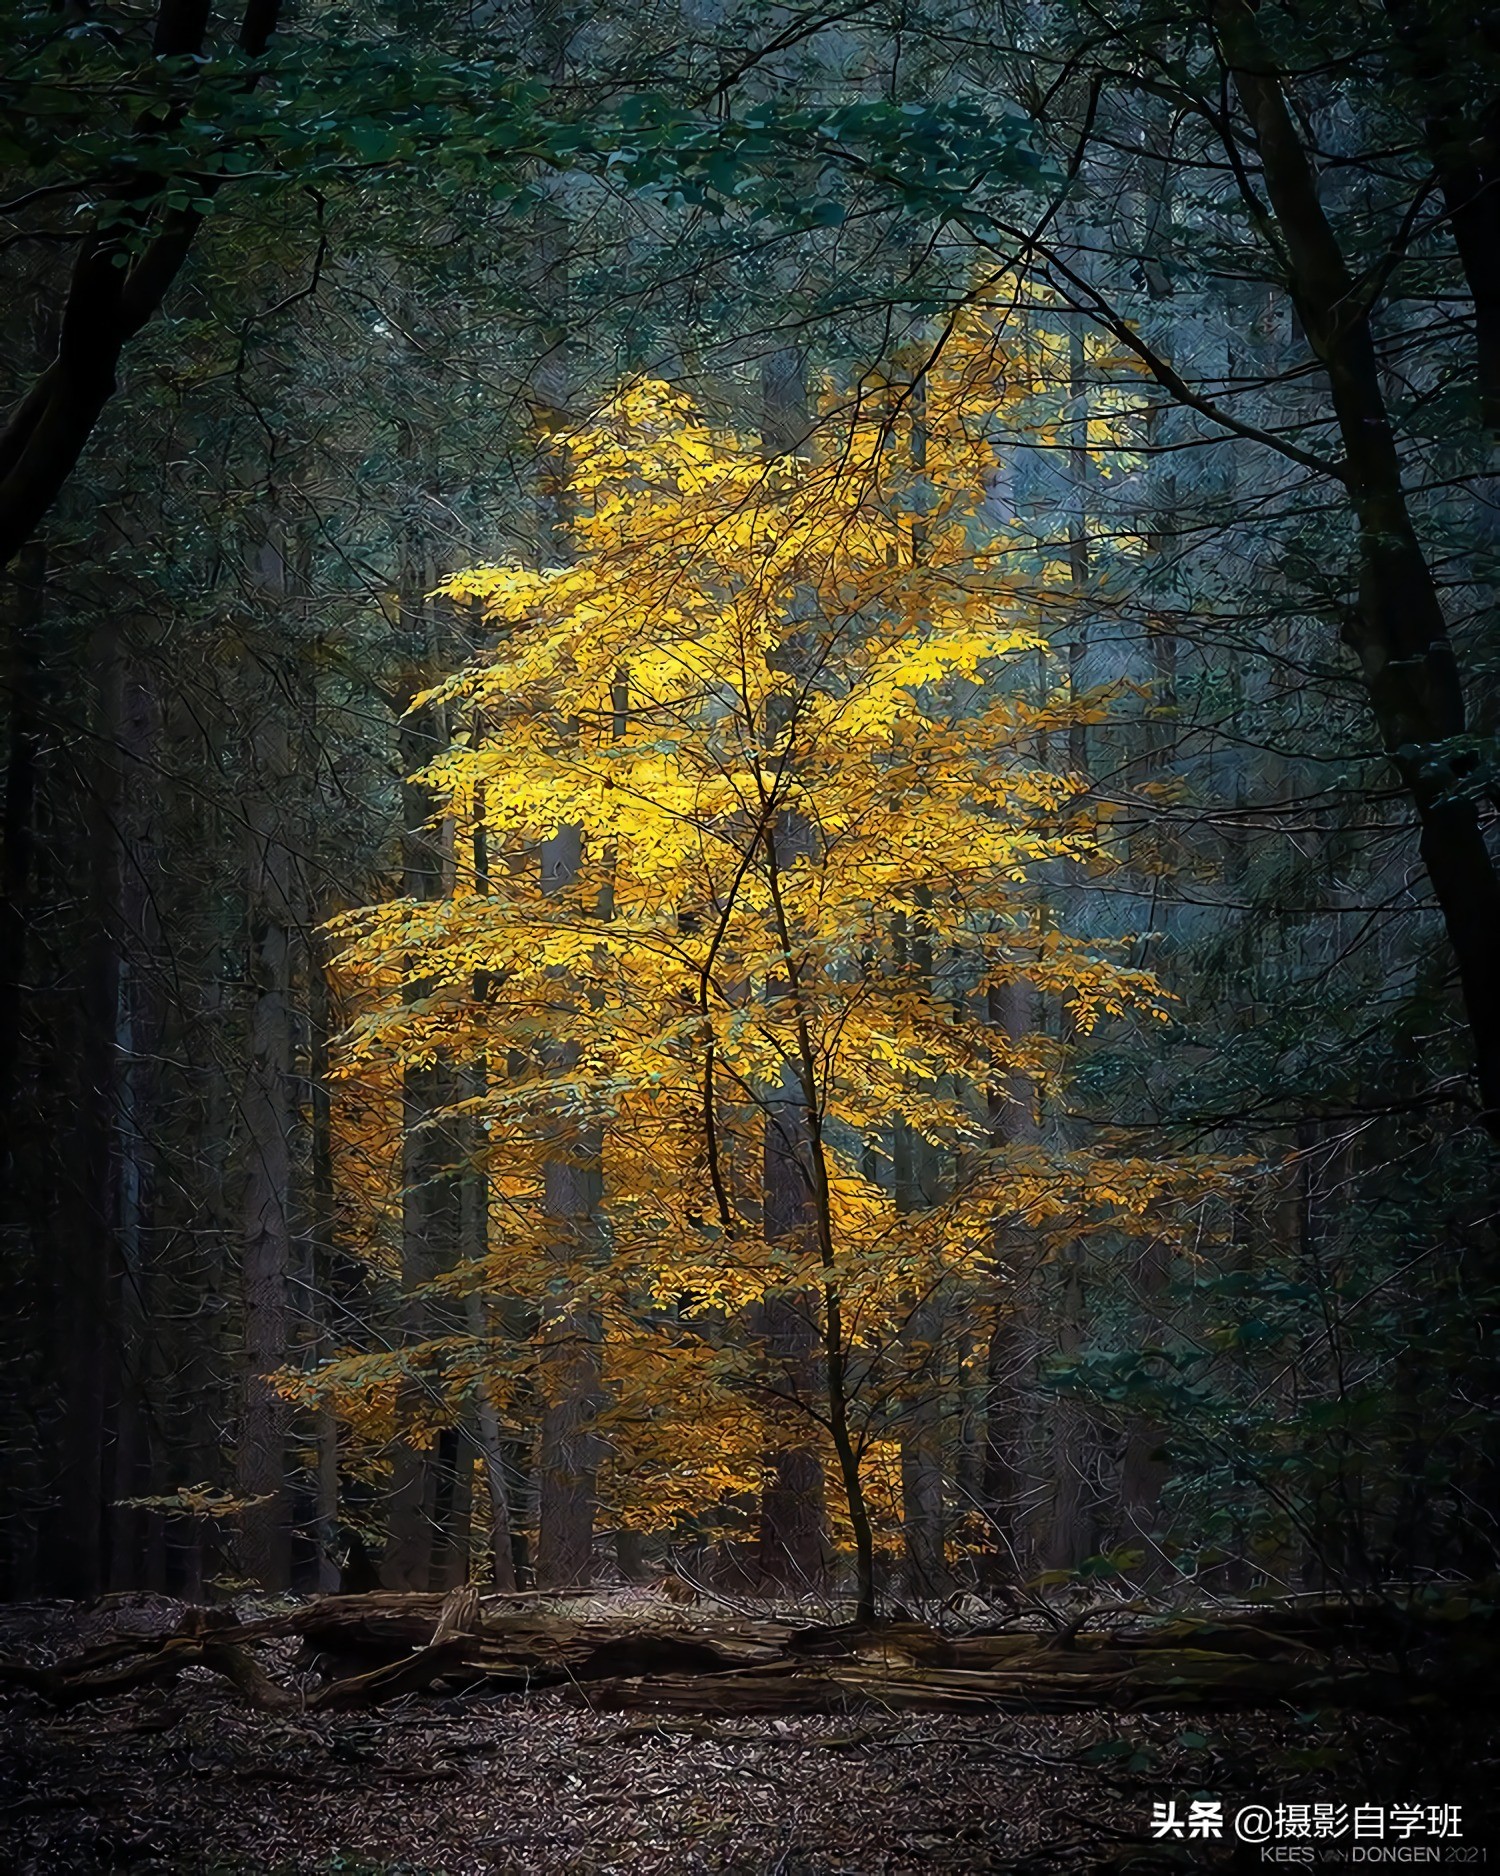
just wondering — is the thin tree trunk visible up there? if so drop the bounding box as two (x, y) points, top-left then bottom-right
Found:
(381, 388), (467, 1589)
(306, 942), (343, 1593)
(1117, 1232), (1171, 1571)
(886, 373), (952, 1603)
(894, 889), (950, 1600)
(1067, 320), (1091, 777)
(459, 720), (518, 1592)
(898, 1272), (949, 1598)
(529, 427), (605, 1589)
(983, 978), (1039, 1583)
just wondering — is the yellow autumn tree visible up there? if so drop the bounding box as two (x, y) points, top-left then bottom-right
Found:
(321, 307), (1230, 1616)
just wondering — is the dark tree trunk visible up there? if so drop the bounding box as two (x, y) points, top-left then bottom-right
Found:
(1042, 1250), (1097, 1574)
(0, 545), (43, 1147)
(1117, 1231), (1172, 1573)
(0, 546), (47, 1595)
(899, 1284), (950, 1600)
(535, 991), (605, 1591)
(382, 404), (465, 1590)
(306, 946), (343, 1593)
(755, 1287), (829, 1592)
(106, 650), (166, 1591)
(893, 890), (950, 1600)
(236, 580), (299, 1590)
(39, 622), (127, 1597)
(535, 832), (605, 1590)
(384, 652), (453, 1587)
(982, 979), (1038, 1582)
(1218, 0), (1500, 1138)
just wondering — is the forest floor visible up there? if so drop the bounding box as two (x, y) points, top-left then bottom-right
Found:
(0, 1593), (1492, 1876)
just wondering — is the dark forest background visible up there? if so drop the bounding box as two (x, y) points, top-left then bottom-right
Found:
(1, 0), (1496, 1614)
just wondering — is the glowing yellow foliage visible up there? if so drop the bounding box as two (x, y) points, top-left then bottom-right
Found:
(317, 328), (1229, 1539)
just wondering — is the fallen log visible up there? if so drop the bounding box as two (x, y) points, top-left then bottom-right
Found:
(0, 1635), (210, 1705)
(572, 1653), (1424, 1717)
(277, 1593), (795, 1681)
(2, 1589), (1487, 1719)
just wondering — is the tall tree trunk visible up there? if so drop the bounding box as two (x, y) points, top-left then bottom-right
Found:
(528, 400), (605, 1590)
(384, 561), (455, 1590)
(41, 619), (127, 1597)
(305, 934), (343, 1593)
(236, 549), (299, 1591)
(1217, 0), (1500, 1139)
(1067, 319), (1091, 777)
(0, 545), (46, 1596)
(1044, 296), (1102, 1577)
(523, 10), (605, 1581)
(0, 544), (43, 1152)
(1116, 355), (1179, 1570)
(884, 371), (951, 1601)
(107, 650), (165, 1591)
(460, 722), (518, 1592)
